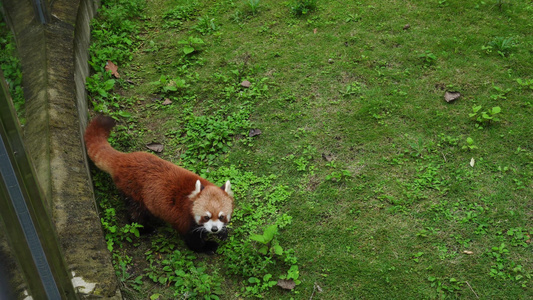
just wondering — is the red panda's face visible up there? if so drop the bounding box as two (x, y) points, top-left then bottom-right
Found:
(196, 211), (231, 233)
(190, 180), (234, 233)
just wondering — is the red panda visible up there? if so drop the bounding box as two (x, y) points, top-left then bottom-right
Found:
(84, 115), (234, 253)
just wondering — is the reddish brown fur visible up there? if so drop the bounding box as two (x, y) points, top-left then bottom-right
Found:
(84, 115), (234, 236)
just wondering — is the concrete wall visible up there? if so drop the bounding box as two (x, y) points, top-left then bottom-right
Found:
(1, 0), (120, 298)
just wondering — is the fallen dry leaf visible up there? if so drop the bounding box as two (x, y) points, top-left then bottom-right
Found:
(146, 143), (164, 153)
(277, 279), (296, 290)
(162, 98), (172, 105)
(313, 28), (317, 34)
(322, 153), (334, 162)
(105, 60), (120, 78)
(403, 24), (411, 30)
(241, 80), (251, 88)
(470, 157), (475, 167)
(249, 129), (262, 137)
(444, 91), (461, 103)
(463, 250), (474, 255)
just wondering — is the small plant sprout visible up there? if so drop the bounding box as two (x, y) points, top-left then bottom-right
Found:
(411, 252), (424, 263)
(250, 224), (283, 256)
(325, 169), (352, 183)
(149, 74), (190, 96)
(290, 0), (317, 16)
(177, 36), (205, 55)
(491, 85), (512, 100)
(194, 15), (217, 35)
(408, 137), (425, 158)
(468, 105), (502, 129)
(341, 81), (362, 97)
(462, 137), (478, 151)
(516, 78), (533, 91)
(345, 13), (361, 23)
(418, 50), (437, 67)
(247, 0), (260, 16)
(483, 36), (516, 57)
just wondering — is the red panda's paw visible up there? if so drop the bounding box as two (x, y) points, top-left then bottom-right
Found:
(184, 228), (219, 254)
(216, 229), (228, 241)
(203, 240), (220, 255)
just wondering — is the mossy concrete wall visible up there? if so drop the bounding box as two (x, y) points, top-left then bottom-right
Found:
(1, 0), (120, 298)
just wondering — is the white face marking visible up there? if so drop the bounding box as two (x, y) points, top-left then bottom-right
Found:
(203, 219), (225, 233)
(206, 211), (212, 217)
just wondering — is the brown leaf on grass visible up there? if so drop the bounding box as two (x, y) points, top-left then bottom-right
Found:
(322, 153), (334, 162)
(162, 98), (172, 105)
(403, 24), (411, 30)
(463, 250), (474, 255)
(444, 91), (461, 103)
(277, 279), (296, 290)
(105, 60), (120, 78)
(249, 129), (262, 137)
(146, 143), (164, 153)
(241, 80), (251, 88)
(313, 28), (317, 34)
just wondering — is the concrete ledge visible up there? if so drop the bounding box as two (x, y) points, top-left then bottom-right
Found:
(2, 0), (120, 298)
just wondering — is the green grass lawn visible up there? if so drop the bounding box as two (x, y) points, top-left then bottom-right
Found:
(87, 0), (532, 298)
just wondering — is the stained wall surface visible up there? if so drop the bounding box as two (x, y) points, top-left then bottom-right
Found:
(1, 0), (120, 298)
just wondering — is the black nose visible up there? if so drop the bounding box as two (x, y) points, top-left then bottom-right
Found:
(211, 226), (219, 232)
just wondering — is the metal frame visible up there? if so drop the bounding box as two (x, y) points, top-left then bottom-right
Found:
(0, 70), (78, 299)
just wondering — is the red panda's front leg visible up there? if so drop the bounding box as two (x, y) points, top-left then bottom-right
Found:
(183, 226), (219, 254)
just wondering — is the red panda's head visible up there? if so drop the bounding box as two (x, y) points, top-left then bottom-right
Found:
(190, 180), (234, 233)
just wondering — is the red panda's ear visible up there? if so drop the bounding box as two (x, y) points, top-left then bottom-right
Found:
(189, 179), (203, 199)
(221, 180), (233, 197)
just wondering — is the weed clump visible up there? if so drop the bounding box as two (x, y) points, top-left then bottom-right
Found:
(290, 0), (317, 16)
(483, 36), (516, 57)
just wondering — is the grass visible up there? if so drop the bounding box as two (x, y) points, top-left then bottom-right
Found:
(85, 0), (532, 299)
(0, 16), (25, 123)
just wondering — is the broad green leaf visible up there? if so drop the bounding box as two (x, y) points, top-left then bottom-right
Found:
(249, 234), (265, 244)
(258, 246), (268, 255)
(263, 224), (278, 242)
(248, 277), (260, 284)
(273, 244), (283, 255)
(263, 273), (272, 281)
(103, 79), (116, 90)
(118, 111), (131, 118)
(183, 47), (195, 54)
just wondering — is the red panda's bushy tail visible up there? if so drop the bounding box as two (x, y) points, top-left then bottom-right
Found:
(84, 115), (121, 175)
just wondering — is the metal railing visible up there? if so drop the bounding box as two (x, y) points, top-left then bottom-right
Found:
(0, 70), (78, 299)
